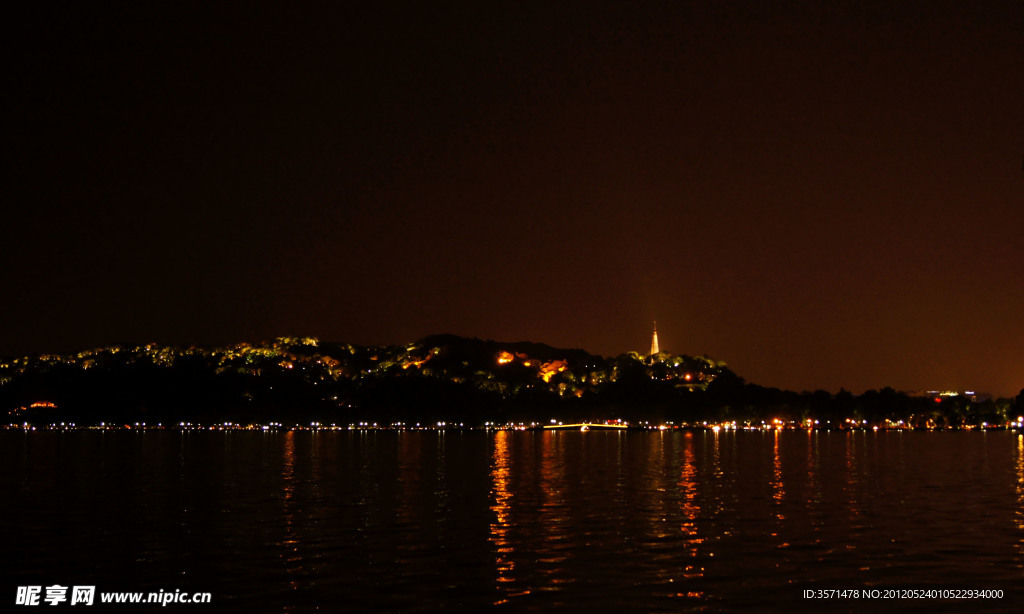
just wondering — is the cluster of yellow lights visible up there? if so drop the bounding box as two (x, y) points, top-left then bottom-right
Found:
(8, 401), (58, 415)
(495, 352), (568, 382)
(401, 357), (430, 369)
(538, 360), (568, 383)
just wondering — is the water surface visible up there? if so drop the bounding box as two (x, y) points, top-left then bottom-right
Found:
(2, 430), (1022, 612)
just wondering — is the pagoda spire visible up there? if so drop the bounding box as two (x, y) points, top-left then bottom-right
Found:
(650, 321), (660, 356)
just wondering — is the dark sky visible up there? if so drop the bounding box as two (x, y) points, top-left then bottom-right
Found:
(5, 1), (1022, 396)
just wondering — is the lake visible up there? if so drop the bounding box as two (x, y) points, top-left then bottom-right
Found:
(2, 429), (1022, 612)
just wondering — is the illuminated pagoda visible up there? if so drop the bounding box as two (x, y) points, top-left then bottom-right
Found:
(649, 321), (660, 356)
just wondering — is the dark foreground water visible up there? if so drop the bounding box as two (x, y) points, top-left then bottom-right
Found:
(2, 429), (1022, 612)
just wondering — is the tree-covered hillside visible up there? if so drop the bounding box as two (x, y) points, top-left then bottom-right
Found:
(2, 336), (1020, 427)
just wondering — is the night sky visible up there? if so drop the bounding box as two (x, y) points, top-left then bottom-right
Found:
(5, 1), (1022, 396)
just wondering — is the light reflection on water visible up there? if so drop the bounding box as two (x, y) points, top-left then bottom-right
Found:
(1017, 434), (1024, 564)
(279, 430), (300, 593)
(489, 430), (516, 602)
(2, 430), (1023, 612)
(678, 433), (703, 586)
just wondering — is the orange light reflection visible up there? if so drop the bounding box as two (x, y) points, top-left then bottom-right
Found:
(771, 429), (785, 520)
(279, 430), (302, 589)
(490, 430), (518, 602)
(679, 434), (704, 579)
(1016, 434), (1023, 563)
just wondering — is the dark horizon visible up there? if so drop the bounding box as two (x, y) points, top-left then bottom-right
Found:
(5, 1), (1022, 397)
